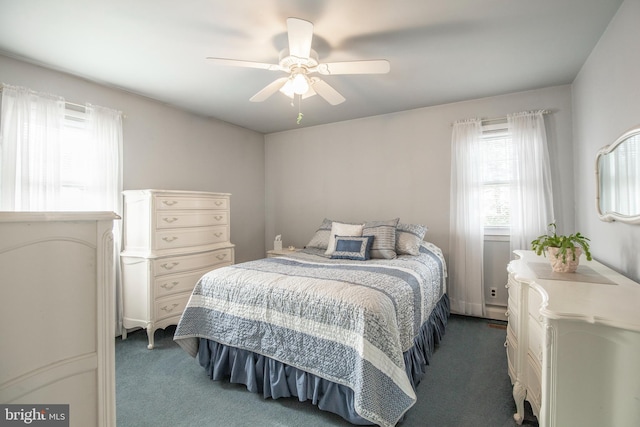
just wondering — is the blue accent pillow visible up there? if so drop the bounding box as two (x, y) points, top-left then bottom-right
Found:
(330, 235), (375, 261)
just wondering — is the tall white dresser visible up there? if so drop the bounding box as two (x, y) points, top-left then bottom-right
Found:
(120, 190), (235, 349)
(0, 212), (118, 427)
(506, 250), (640, 427)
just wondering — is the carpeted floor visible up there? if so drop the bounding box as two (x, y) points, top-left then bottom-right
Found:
(115, 314), (538, 426)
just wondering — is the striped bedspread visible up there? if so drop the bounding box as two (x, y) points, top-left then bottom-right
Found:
(174, 242), (446, 427)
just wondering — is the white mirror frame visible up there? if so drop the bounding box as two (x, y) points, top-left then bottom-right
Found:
(595, 125), (640, 224)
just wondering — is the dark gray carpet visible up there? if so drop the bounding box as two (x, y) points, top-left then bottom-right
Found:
(115, 315), (538, 426)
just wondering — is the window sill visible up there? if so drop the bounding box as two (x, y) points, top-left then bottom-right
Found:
(484, 227), (510, 242)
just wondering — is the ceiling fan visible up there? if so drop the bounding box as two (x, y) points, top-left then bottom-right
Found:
(206, 17), (390, 105)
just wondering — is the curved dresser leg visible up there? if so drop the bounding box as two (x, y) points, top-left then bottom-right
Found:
(512, 381), (526, 425)
(146, 325), (155, 350)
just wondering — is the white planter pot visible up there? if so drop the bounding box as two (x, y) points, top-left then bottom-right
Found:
(547, 246), (582, 273)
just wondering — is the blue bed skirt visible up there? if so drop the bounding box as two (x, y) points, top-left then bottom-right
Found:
(197, 293), (450, 425)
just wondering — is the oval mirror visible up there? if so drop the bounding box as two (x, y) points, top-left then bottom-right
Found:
(595, 126), (640, 224)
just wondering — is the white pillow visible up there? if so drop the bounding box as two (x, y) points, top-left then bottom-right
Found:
(325, 222), (364, 255)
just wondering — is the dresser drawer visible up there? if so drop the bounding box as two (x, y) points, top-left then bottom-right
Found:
(505, 329), (518, 383)
(156, 196), (228, 211)
(507, 306), (519, 339)
(154, 260), (231, 298)
(527, 287), (543, 320)
(154, 293), (190, 322)
(154, 268), (208, 298)
(508, 290), (518, 312)
(507, 274), (520, 303)
(526, 353), (542, 413)
(153, 248), (234, 277)
(155, 210), (228, 229)
(154, 225), (229, 251)
(528, 313), (544, 365)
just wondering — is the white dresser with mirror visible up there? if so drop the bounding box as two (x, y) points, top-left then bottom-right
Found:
(506, 250), (640, 427)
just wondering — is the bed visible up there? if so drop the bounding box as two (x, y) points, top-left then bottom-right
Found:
(174, 219), (449, 427)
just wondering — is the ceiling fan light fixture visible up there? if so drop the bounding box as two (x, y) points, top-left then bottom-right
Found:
(279, 79), (294, 97)
(291, 73), (309, 95)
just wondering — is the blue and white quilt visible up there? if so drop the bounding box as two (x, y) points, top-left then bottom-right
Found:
(174, 242), (446, 427)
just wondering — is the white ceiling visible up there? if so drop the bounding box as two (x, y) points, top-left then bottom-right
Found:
(0, 0), (623, 134)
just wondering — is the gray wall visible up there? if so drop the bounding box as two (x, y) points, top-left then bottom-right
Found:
(265, 85), (575, 264)
(573, 0), (640, 282)
(0, 54), (266, 263)
(6, 0), (637, 297)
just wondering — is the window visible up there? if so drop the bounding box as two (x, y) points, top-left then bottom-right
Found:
(449, 111), (554, 317)
(0, 85), (122, 212)
(480, 123), (512, 231)
(60, 107), (95, 210)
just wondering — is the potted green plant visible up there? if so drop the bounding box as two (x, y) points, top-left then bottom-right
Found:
(530, 223), (592, 273)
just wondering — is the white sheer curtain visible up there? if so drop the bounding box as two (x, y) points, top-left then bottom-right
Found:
(449, 119), (485, 317)
(85, 104), (123, 212)
(508, 111), (555, 254)
(0, 84), (66, 210)
(86, 104), (124, 335)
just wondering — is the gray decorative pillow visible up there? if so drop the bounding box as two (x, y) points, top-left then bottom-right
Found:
(362, 218), (400, 259)
(396, 223), (428, 256)
(305, 218), (333, 249)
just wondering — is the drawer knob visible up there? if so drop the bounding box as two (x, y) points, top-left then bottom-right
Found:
(161, 281), (179, 290)
(214, 215), (223, 221)
(162, 200), (178, 206)
(504, 340), (508, 348)
(160, 303), (180, 313)
(216, 253), (227, 261)
(505, 310), (510, 318)
(162, 236), (178, 243)
(214, 201), (223, 206)
(161, 262), (179, 270)
(162, 217), (178, 223)
(214, 232), (223, 238)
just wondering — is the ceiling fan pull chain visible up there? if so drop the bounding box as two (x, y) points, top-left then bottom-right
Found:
(296, 94), (304, 124)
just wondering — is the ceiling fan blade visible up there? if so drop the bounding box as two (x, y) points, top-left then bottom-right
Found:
(206, 57), (282, 71)
(301, 89), (316, 100)
(317, 60), (390, 75)
(287, 18), (313, 59)
(250, 77), (289, 102)
(310, 78), (345, 105)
